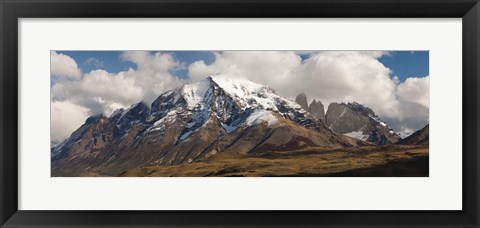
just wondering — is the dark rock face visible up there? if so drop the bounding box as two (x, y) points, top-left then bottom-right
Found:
(325, 102), (401, 145)
(295, 93), (309, 110)
(110, 102), (150, 136)
(308, 99), (325, 122)
(399, 124), (429, 146)
(325, 102), (375, 133)
(51, 77), (366, 176)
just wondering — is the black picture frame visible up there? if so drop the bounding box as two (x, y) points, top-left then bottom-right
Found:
(1, 0), (479, 227)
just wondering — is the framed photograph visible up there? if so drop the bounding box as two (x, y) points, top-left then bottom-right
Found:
(1, 0), (479, 227)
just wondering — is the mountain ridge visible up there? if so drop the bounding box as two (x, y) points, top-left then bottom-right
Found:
(398, 124), (429, 146)
(52, 75), (368, 176)
(292, 92), (402, 145)
(325, 101), (401, 145)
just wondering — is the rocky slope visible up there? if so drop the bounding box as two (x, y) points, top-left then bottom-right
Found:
(398, 124), (429, 146)
(325, 102), (401, 145)
(52, 76), (367, 176)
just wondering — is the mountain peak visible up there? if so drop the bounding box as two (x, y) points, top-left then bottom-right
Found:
(140, 76), (313, 143)
(209, 75), (272, 96)
(326, 101), (400, 145)
(178, 77), (214, 108)
(85, 114), (105, 124)
(308, 99), (325, 122)
(295, 93), (309, 110)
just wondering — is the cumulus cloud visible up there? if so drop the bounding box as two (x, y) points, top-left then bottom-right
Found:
(122, 51), (181, 73)
(397, 76), (430, 108)
(51, 69), (143, 115)
(50, 51), (82, 79)
(121, 51), (185, 103)
(388, 76), (430, 135)
(51, 100), (90, 144)
(293, 51), (397, 115)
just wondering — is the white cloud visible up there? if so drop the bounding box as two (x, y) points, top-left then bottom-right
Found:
(294, 51), (397, 115)
(51, 100), (90, 144)
(121, 51), (186, 103)
(51, 69), (143, 115)
(50, 51), (82, 79)
(122, 51), (181, 73)
(397, 76), (430, 108)
(188, 51), (302, 95)
(188, 60), (215, 81)
(387, 76), (430, 135)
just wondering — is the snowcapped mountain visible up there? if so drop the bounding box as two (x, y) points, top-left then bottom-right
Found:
(146, 75), (322, 138)
(325, 102), (401, 145)
(52, 75), (367, 176)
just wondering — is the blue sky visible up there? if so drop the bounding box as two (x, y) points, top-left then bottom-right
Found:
(56, 51), (428, 82)
(379, 51), (429, 81)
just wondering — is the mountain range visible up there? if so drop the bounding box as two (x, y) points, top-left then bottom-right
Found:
(52, 75), (380, 176)
(52, 76), (428, 176)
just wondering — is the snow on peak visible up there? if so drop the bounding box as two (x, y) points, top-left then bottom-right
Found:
(148, 75), (310, 141)
(209, 74), (266, 97)
(177, 78), (213, 108)
(368, 114), (387, 127)
(169, 75), (303, 114)
(208, 74), (301, 112)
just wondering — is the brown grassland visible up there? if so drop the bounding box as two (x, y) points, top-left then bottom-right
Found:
(118, 145), (429, 177)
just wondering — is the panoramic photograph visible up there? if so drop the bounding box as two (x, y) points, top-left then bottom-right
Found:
(50, 50), (429, 177)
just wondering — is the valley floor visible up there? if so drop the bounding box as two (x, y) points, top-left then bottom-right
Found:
(118, 145), (429, 177)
